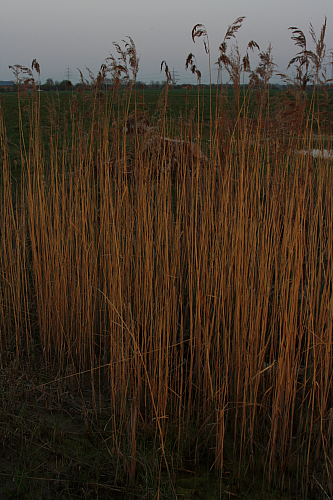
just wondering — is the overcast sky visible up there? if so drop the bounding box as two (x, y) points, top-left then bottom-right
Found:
(1, 0), (333, 85)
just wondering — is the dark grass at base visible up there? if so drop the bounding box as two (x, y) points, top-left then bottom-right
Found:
(1, 348), (316, 500)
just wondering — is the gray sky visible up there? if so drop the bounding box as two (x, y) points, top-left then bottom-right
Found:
(1, 0), (333, 85)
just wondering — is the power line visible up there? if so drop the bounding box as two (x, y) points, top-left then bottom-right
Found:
(171, 67), (180, 85)
(64, 66), (72, 81)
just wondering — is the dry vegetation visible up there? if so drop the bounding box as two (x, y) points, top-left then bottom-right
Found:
(0, 18), (333, 499)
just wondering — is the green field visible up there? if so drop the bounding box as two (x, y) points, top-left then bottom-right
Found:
(2, 86), (332, 185)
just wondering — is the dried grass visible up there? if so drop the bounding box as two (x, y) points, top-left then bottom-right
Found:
(1, 22), (333, 497)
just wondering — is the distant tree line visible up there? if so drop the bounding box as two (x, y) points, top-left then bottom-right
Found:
(2, 77), (331, 93)
(37, 79), (291, 91)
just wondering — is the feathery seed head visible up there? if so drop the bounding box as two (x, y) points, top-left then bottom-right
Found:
(161, 60), (172, 85)
(191, 24), (210, 54)
(31, 59), (40, 76)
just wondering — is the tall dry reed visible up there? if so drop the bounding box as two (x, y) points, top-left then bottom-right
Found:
(1, 24), (333, 496)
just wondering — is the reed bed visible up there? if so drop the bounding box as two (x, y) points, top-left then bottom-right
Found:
(1, 24), (333, 499)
